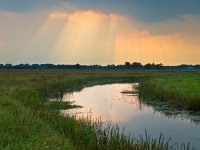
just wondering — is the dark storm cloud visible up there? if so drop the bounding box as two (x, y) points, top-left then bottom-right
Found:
(0, 0), (200, 22)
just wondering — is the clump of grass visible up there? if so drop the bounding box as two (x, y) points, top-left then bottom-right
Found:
(121, 90), (138, 95)
(45, 113), (190, 150)
(45, 101), (82, 110)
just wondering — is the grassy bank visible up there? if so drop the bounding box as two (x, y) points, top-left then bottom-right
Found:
(139, 74), (200, 111)
(0, 69), (198, 149)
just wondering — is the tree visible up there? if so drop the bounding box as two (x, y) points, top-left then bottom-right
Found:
(75, 63), (81, 69)
(132, 62), (143, 69)
(125, 62), (131, 66)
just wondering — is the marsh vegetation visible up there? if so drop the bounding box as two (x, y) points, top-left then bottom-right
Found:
(0, 70), (199, 149)
(139, 75), (200, 111)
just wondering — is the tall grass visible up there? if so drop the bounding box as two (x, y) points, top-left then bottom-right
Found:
(0, 89), (73, 149)
(139, 75), (200, 111)
(38, 110), (188, 150)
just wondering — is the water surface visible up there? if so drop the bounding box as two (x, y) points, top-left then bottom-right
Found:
(61, 83), (200, 149)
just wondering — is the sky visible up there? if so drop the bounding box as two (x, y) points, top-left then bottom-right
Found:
(0, 0), (200, 65)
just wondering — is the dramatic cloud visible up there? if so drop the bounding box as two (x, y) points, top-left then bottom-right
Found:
(0, 9), (200, 65)
(1, 0), (200, 22)
(50, 11), (200, 65)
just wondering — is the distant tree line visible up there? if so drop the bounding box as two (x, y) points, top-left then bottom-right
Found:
(0, 62), (200, 70)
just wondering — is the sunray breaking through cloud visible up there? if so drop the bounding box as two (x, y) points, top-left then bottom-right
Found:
(0, 3), (200, 65)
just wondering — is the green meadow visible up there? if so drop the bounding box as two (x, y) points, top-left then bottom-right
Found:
(0, 69), (199, 149)
(139, 74), (200, 111)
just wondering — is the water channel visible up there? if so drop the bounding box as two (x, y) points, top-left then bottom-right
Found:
(60, 83), (200, 149)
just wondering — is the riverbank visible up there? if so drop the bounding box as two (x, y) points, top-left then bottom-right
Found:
(139, 75), (200, 112)
(0, 69), (199, 149)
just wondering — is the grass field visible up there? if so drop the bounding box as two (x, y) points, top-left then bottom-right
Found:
(0, 69), (199, 149)
(139, 74), (200, 111)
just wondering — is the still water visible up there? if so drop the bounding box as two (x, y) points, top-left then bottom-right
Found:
(61, 83), (200, 149)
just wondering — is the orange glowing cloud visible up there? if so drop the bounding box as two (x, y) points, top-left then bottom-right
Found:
(47, 10), (200, 65)
(49, 12), (69, 19)
(115, 30), (200, 65)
